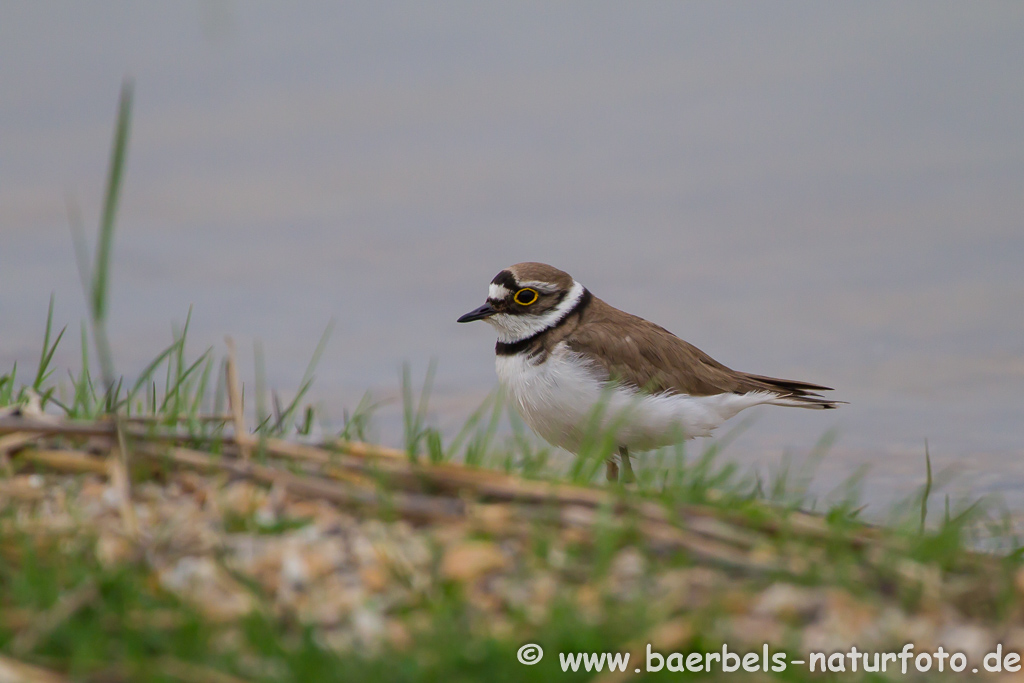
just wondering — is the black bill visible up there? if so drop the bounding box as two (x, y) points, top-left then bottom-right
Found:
(457, 302), (497, 323)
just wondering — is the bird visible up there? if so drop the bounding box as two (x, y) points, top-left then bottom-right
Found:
(457, 262), (842, 482)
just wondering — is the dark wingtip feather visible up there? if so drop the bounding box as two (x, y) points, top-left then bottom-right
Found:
(743, 372), (836, 397)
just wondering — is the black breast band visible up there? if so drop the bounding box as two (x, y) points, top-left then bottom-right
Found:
(495, 288), (592, 356)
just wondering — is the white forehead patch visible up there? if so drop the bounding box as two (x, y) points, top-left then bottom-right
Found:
(489, 283), (513, 300)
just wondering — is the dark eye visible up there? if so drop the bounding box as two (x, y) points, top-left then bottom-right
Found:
(514, 288), (539, 306)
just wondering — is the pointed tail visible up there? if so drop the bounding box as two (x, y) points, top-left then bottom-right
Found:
(743, 373), (845, 410)
(766, 394), (844, 410)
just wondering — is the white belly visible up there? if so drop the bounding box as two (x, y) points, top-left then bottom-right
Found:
(495, 344), (775, 453)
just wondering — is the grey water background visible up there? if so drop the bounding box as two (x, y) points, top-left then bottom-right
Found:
(2, 3), (1022, 512)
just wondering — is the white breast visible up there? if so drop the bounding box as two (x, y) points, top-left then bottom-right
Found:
(495, 343), (777, 453)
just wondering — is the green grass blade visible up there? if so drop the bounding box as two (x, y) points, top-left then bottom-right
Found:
(33, 294), (67, 394)
(88, 79), (133, 394)
(401, 361), (436, 459)
(337, 392), (381, 443)
(65, 193), (93, 296)
(92, 80), (133, 324)
(158, 348), (213, 416)
(272, 321), (334, 433)
(254, 340), (269, 434)
(0, 364), (15, 405)
(121, 337), (184, 408)
(920, 438), (933, 534)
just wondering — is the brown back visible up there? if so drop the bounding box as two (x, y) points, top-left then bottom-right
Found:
(541, 294), (831, 398)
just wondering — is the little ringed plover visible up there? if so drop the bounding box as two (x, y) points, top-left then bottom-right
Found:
(458, 262), (842, 482)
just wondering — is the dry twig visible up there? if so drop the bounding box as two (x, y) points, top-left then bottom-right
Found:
(136, 444), (466, 523)
(15, 450), (108, 475)
(0, 433), (43, 477)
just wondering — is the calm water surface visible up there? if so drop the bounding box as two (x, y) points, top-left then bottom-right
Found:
(2, 3), (1022, 510)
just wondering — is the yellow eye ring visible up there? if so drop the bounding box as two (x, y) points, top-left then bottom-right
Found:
(514, 288), (539, 306)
